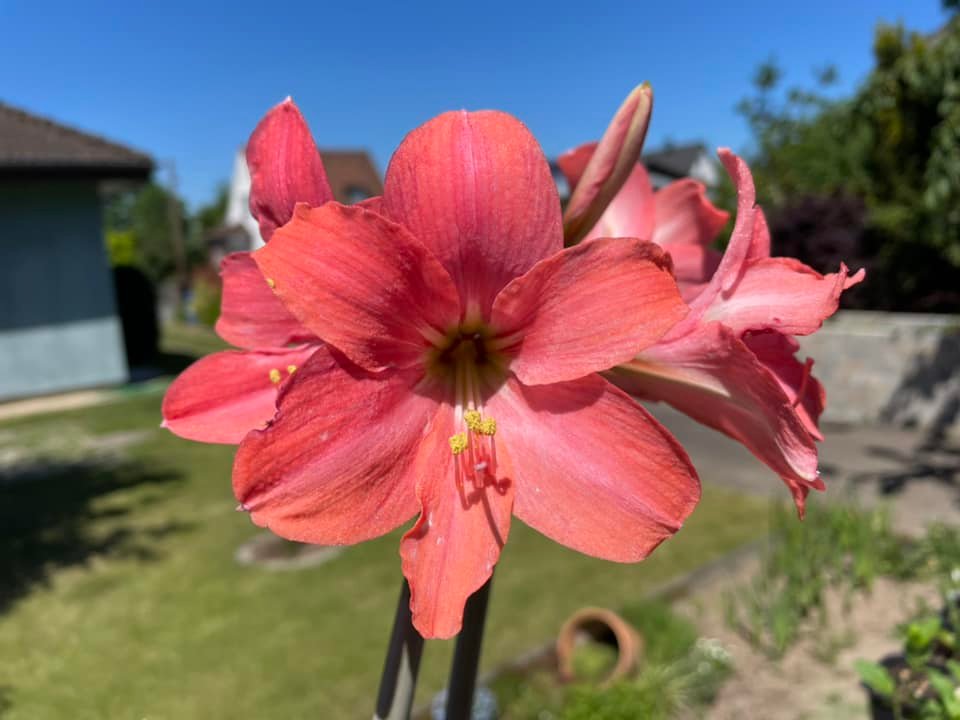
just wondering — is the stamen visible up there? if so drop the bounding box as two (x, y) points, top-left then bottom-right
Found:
(268, 368), (282, 384)
(478, 418), (497, 436)
(286, 364), (298, 375)
(464, 409), (482, 432)
(448, 432), (468, 455)
(266, 278), (276, 289)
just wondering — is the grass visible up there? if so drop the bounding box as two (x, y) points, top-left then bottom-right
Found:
(0, 324), (770, 719)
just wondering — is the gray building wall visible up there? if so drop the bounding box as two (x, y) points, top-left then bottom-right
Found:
(0, 180), (127, 400)
(798, 311), (960, 437)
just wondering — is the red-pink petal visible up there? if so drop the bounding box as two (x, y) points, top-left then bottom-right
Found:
(664, 244), (722, 301)
(582, 163), (656, 243)
(400, 406), (513, 639)
(556, 141), (595, 189)
(748, 207), (772, 262)
(491, 238), (687, 385)
(215, 252), (317, 349)
(686, 149), (757, 317)
(608, 322), (822, 515)
(704, 259), (866, 337)
(560, 148), (656, 245)
(233, 348), (434, 545)
(246, 98), (333, 242)
(161, 345), (318, 444)
(562, 84), (654, 245)
(253, 203), (461, 372)
(355, 195), (383, 213)
(383, 110), (562, 314)
(485, 374), (700, 562)
(651, 179), (729, 249)
(744, 329), (826, 441)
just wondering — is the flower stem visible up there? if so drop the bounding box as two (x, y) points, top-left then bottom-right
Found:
(444, 577), (493, 720)
(374, 578), (424, 720)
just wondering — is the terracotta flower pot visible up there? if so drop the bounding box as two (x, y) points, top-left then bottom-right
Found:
(555, 607), (644, 687)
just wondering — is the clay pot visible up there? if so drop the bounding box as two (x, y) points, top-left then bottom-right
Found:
(555, 607), (644, 687)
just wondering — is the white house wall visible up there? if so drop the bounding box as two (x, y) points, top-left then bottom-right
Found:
(224, 150), (263, 250)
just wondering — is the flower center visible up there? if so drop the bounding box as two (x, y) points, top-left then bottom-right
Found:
(426, 324), (508, 505)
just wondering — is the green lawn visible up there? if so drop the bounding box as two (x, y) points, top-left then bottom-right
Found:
(0, 326), (769, 719)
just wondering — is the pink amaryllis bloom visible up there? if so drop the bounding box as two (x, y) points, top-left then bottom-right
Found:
(558, 143), (729, 302)
(562, 145), (864, 514)
(162, 99), (333, 443)
(232, 110), (701, 638)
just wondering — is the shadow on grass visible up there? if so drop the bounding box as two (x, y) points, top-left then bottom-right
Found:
(0, 458), (189, 615)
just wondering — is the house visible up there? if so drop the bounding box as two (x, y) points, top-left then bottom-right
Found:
(209, 148), (382, 265)
(0, 101), (152, 401)
(643, 143), (721, 190)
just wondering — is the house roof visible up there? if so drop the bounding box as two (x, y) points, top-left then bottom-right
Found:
(0, 101), (153, 179)
(643, 143), (707, 179)
(319, 150), (383, 203)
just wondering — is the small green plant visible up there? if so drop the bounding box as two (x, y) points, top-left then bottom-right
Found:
(725, 500), (903, 658)
(191, 277), (221, 327)
(857, 596), (960, 719)
(725, 500), (960, 660)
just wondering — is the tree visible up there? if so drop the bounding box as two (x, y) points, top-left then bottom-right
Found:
(103, 182), (191, 282)
(736, 14), (960, 311)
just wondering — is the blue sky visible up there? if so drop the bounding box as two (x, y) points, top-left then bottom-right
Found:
(1, 1), (947, 209)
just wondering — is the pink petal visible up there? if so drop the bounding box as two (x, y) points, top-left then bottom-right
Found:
(748, 207), (772, 262)
(581, 163), (656, 243)
(355, 195), (383, 213)
(253, 203), (461, 372)
(383, 110), (562, 315)
(685, 148), (757, 318)
(246, 98), (333, 242)
(161, 345), (319, 444)
(485, 374), (700, 562)
(664, 244), (722, 301)
(492, 238), (687, 385)
(704, 259), (866, 337)
(232, 347), (435, 545)
(651, 179), (729, 248)
(562, 84), (654, 245)
(744, 329), (826, 441)
(556, 141), (595, 189)
(215, 252), (317, 349)
(608, 322), (822, 515)
(400, 406), (513, 639)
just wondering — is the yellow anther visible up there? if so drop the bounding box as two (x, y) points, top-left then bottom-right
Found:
(286, 364), (297, 375)
(266, 277), (276, 289)
(268, 368), (282, 384)
(478, 418), (497, 436)
(448, 432), (468, 455)
(464, 410), (483, 432)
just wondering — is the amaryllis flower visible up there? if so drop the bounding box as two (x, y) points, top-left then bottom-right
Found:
(558, 144), (729, 302)
(162, 99), (333, 443)
(567, 147), (864, 514)
(232, 110), (701, 638)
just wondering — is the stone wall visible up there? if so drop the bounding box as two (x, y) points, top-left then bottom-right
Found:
(798, 311), (960, 436)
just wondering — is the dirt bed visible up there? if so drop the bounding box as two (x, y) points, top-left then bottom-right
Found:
(673, 558), (939, 719)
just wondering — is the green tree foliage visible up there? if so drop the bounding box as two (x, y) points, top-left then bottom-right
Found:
(190, 182), (229, 242)
(103, 182), (228, 282)
(738, 13), (960, 311)
(104, 182), (190, 281)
